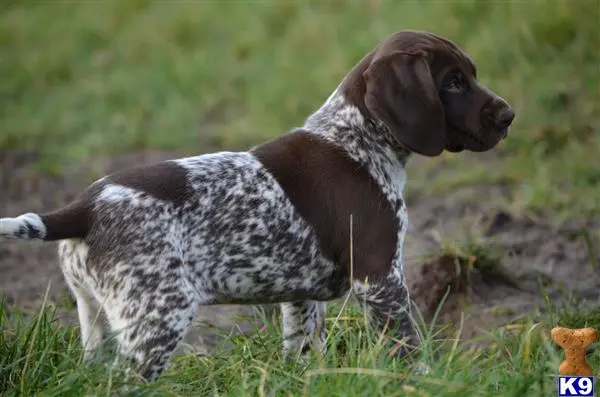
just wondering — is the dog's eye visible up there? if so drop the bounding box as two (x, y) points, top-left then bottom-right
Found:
(443, 74), (466, 94)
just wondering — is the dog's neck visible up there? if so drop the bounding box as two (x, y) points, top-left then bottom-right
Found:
(303, 89), (411, 197)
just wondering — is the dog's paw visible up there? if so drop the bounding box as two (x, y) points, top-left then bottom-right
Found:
(413, 361), (431, 376)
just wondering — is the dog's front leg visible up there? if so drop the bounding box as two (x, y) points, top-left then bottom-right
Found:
(352, 270), (420, 359)
(280, 300), (327, 360)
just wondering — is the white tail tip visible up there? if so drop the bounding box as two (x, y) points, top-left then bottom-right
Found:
(0, 213), (46, 240)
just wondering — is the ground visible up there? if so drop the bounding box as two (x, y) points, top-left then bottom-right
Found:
(1, 1), (599, 395)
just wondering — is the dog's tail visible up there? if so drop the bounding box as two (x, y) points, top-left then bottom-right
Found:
(0, 201), (89, 242)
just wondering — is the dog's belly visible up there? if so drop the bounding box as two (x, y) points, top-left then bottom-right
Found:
(186, 233), (350, 305)
(196, 257), (350, 305)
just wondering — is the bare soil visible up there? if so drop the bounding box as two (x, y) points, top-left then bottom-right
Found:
(1, 149), (598, 354)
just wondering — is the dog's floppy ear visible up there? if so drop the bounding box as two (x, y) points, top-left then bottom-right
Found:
(363, 51), (446, 157)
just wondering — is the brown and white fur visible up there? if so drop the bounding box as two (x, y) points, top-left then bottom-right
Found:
(0, 30), (515, 381)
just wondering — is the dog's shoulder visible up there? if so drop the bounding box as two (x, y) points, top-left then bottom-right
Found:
(252, 129), (399, 280)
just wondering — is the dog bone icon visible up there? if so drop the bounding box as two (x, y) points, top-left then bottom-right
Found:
(551, 326), (598, 376)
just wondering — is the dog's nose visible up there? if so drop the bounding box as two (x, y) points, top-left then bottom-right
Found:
(496, 108), (515, 130)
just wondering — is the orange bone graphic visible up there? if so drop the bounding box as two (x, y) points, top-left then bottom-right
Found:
(551, 327), (598, 376)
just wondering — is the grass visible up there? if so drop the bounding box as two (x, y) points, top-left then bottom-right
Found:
(1, 0), (600, 395)
(2, 294), (600, 397)
(1, 0), (599, 218)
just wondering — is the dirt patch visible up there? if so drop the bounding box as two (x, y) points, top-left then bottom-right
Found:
(403, 166), (600, 344)
(1, 149), (598, 353)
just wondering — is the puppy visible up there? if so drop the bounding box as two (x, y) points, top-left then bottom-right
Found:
(0, 30), (515, 380)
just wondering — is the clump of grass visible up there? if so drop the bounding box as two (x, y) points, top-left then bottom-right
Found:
(430, 233), (520, 296)
(0, 291), (132, 397)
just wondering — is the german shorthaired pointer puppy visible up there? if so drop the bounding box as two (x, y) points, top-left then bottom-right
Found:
(0, 30), (515, 381)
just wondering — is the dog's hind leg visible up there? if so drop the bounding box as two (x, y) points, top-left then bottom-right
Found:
(71, 285), (106, 360)
(59, 240), (106, 360)
(101, 257), (200, 381)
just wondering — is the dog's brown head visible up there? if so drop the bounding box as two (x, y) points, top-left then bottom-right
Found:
(341, 30), (515, 156)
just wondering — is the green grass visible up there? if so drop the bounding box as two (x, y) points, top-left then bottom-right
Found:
(2, 295), (600, 396)
(1, 0), (599, 217)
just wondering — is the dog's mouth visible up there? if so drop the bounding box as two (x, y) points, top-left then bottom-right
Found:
(447, 126), (508, 153)
(445, 142), (464, 152)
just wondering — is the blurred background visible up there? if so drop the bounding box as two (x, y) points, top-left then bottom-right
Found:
(1, 0), (598, 214)
(0, 0), (599, 355)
